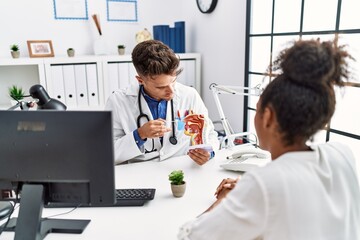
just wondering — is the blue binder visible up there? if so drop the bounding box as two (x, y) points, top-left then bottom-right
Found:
(153, 25), (170, 47)
(175, 21), (185, 53)
(153, 21), (185, 53)
(169, 27), (176, 52)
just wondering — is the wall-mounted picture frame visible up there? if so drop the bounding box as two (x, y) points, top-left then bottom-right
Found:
(53, 0), (88, 20)
(27, 40), (55, 58)
(107, 0), (138, 22)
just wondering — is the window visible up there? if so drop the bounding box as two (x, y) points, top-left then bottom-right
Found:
(244, 0), (360, 151)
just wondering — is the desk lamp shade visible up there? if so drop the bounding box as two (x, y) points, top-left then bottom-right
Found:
(29, 84), (67, 110)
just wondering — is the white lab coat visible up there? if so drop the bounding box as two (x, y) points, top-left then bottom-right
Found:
(105, 82), (219, 164)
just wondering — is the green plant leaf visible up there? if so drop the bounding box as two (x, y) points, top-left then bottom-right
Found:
(9, 85), (25, 101)
(10, 44), (19, 51)
(168, 170), (184, 185)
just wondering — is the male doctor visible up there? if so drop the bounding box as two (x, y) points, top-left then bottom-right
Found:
(105, 40), (219, 165)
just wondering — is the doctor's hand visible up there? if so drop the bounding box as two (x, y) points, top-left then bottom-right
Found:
(188, 148), (210, 165)
(138, 118), (171, 139)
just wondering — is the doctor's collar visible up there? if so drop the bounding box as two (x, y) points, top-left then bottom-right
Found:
(140, 85), (167, 104)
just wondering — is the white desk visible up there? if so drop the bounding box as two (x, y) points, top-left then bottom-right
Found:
(0, 147), (241, 240)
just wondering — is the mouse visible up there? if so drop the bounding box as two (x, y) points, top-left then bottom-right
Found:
(0, 201), (13, 220)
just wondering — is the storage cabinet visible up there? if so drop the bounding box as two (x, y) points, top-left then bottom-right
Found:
(0, 53), (201, 110)
(103, 57), (137, 102)
(47, 64), (101, 109)
(43, 57), (104, 110)
(178, 59), (196, 88)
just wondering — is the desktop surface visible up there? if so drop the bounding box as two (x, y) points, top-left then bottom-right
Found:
(0, 147), (244, 240)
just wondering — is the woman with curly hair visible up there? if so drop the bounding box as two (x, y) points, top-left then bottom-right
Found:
(178, 39), (360, 240)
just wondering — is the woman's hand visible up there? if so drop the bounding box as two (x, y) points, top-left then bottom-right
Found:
(214, 176), (241, 200)
(201, 176), (241, 213)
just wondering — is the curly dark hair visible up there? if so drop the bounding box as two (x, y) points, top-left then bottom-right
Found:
(259, 38), (353, 146)
(131, 40), (182, 79)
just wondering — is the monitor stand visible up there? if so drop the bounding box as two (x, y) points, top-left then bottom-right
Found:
(1, 184), (90, 240)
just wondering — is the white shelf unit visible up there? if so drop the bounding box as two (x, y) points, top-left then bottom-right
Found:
(102, 55), (140, 103)
(0, 53), (201, 110)
(43, 56), (104, 110)
(0, 58), (46, 110)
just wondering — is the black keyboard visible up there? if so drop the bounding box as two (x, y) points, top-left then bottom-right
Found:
(116, 188), (155, 200)
(114, 188), (156, 206)
(44, 188), (156, 208)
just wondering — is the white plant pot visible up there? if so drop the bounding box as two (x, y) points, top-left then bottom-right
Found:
(118, 48), (125, 55)
(67, 49), (75, 57)
(171, 182), (186, 197)
(11, 51), (20, 59)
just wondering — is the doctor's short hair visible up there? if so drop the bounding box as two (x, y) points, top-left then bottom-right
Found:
(132, 40), (183, 79)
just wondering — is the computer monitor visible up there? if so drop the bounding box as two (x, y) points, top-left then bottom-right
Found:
(0, 110), (116, 239)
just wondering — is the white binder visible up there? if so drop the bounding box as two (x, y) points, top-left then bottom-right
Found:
(74, 65), (89, 107)
(107, 63), (120, 96)
(50, 65), (66, 104)
(178, 60), (196, 88)
(128, 63), (137, 85)
(62, 65), (78, 108)
(106, 62), (134, 97)
(86, 64), (99, 106)
(119, 62), (131, 89)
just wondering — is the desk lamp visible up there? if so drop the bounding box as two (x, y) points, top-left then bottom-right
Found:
(7, 84), (66, 111)
(209, 83), (263, 149)
(29, 84), (67, 110)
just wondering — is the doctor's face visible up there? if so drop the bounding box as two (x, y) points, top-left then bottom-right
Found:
(137, 74), (177, 101)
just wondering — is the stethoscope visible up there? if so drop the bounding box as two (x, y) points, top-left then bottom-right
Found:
(136, 87), (178, 153)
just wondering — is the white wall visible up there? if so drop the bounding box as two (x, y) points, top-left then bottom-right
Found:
(188, 0), (248, 132)
(0, 0), (190, 56)
(0, 0), (247, 132)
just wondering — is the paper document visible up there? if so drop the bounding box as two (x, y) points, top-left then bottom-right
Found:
(188, 144), (213, 152)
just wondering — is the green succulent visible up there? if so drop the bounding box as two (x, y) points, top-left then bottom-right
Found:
(10, 44), (19, 52)
(168, 170), (185, 185)
(9, 85), (25, 101)
(117, 45), (125, 49)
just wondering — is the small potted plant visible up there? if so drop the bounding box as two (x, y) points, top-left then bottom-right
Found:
(10, 44), (20, 59)
(117, 45), (126, 55)
(9, 85), (25, 103)
(67, 48), (75, 57)
(169, 170), (186, 197)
